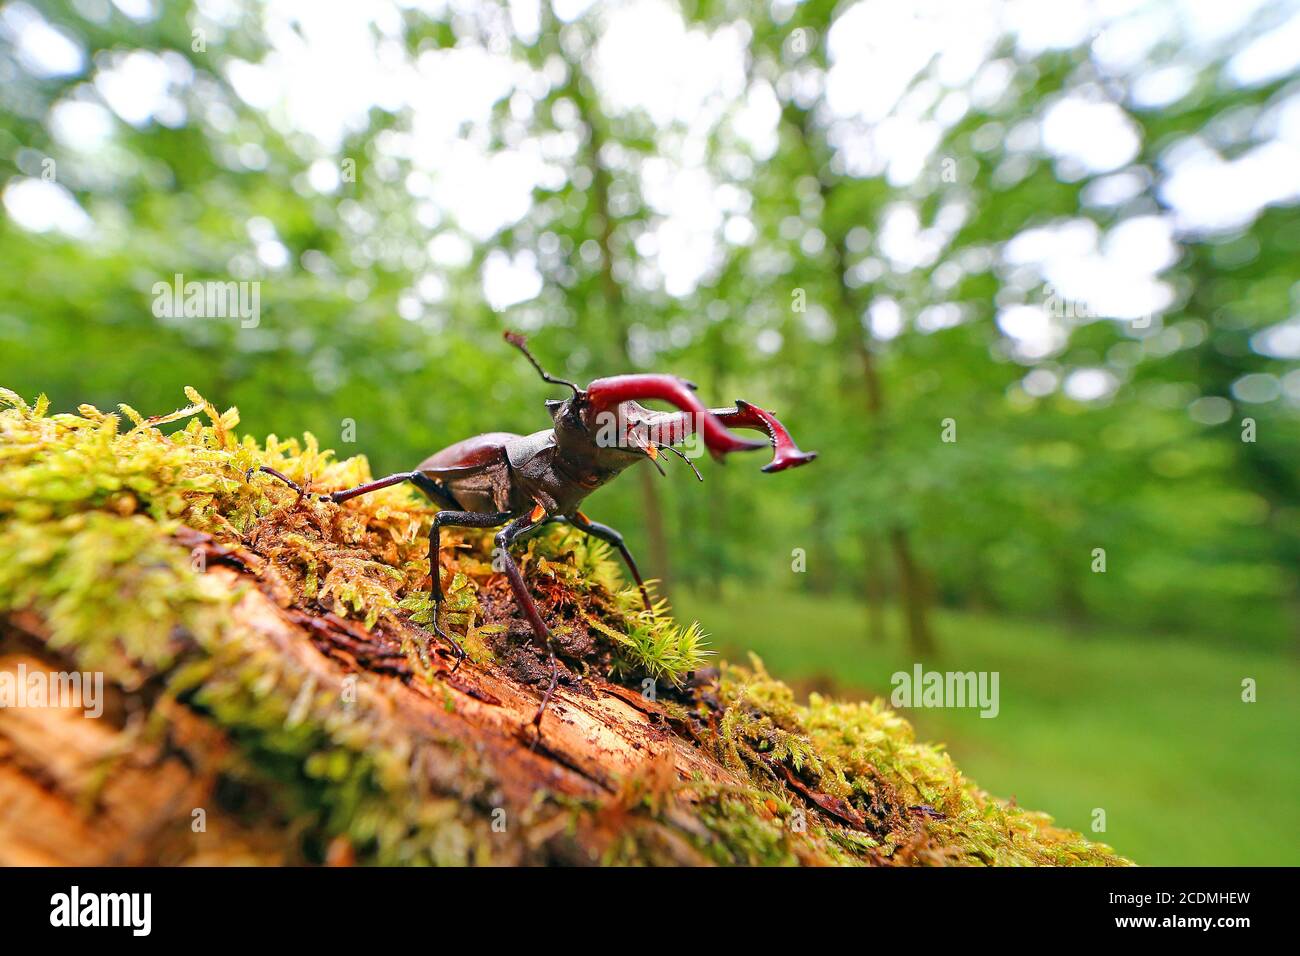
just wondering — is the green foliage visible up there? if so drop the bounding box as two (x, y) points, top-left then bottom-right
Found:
(588, 609), (710, 688)
(0, 509), (227, 687)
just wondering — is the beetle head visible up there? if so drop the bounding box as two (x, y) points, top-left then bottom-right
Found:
(505, 331), (811, 476)
(540, 394), (651, 476)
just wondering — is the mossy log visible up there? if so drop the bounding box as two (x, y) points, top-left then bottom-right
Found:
(0, 388), (1128, 866)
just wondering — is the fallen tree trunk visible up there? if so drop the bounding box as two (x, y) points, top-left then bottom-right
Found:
(0, 388), (1127, 866)
(0, 555), (732, 865)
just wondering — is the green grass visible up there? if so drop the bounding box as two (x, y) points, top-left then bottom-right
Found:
(674, 587), (1300, 866)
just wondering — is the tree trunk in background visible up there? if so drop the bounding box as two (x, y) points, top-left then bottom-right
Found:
(1056, 548), (1090, 634)
(890, 528), (935, 656)
(964, 544), (1000, 614)
(808, 499), (836, 594)
(863, 532), (889, 643)
(826, 188), (936, 659)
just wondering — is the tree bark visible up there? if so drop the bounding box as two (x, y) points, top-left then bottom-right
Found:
(0, 559), (730, 866)
(863, 531), (890, 643)
(825, 188), (936, 658)
(889, 528), (935, 657)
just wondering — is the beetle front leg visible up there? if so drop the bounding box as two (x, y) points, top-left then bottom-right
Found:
(494, 512), (561, 741)
(427, 510), (513, 670)
(569, 512), (653, 613)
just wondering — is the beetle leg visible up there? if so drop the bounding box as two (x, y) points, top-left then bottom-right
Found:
(327, 471), (462, 509)
(540, 513), (653, 612)
(568, 513), (653, 613)
(494, 512), (560, 744)
(246, 465), (305, 496)
(247, 466), (462, 510)
(427, 510), (514, 671)
(409, 473), (463, 510)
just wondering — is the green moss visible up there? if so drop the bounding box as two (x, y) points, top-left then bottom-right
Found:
(0, 388), (1129, 865)
(527, 527), (712, 685)
(0, 511), (224, 687)
(170, 624), (493, 865)
(685, 656), (1126, 865)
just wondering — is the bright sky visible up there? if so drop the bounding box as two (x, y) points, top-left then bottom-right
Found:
(5, 0), (1300, 399)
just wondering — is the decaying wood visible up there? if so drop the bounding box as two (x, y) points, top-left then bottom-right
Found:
(0, 536), (752, 866)
(0, 631), (284, 866)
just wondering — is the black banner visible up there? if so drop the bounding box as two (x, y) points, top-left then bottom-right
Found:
(0, 866), (1277, 942)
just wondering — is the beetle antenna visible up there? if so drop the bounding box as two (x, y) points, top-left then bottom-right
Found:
(661, 444), (704, 482)
(504, 331), (582, 398)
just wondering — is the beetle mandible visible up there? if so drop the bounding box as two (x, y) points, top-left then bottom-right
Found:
(250, 331), (817, 737)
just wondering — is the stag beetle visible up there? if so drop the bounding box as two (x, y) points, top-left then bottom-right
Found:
(250, 331), (816, 736)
